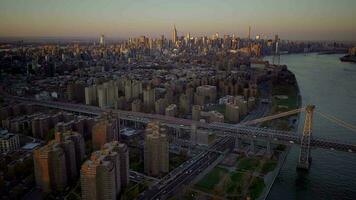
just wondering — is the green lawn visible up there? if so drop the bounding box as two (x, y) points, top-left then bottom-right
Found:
(275, 96), (297, 109)
(195, 167), (228, 191)
(169, 153), (188, 171)
(275, 144), (286, 151)
(182, 191), (198, 200)
(261, 160), (278, 174)
(122, 182), (148, 200)
(248, 177), (265, 200)
(211, 104), (226, 115)
(272, 84), (299, 112)
(130, 162), (144, 173)
(226, 172), (244, 194)
(129, 148), (144, 173)
(237, 157), (261, 172)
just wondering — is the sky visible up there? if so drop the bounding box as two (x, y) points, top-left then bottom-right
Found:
(0, 0), (356, 41)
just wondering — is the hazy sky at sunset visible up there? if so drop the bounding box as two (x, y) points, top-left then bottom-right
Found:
(1, 0), (355, 41)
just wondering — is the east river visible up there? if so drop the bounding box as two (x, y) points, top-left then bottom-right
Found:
(265, 53), (356, 200)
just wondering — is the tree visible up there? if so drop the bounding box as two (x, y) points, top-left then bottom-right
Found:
(45, 128), (55, 141)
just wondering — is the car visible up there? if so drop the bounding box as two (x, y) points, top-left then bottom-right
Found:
(289, 141), (294, 144)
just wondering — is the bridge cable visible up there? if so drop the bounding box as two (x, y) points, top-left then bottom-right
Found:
(316, 111), (356, 132)
(315, 111), (356, 133)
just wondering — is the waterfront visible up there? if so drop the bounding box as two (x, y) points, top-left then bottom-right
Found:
(266, 53), (356, 200)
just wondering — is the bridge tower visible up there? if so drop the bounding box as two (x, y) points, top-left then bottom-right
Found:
(297, 105), (315, 170)
(272, 34), (280, 65)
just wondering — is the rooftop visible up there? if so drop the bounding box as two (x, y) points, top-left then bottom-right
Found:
(0, 129), (17, 140)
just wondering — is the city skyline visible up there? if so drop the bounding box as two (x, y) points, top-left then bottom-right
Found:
(1, 0), (356, 41)
(1, 1), (356, 199)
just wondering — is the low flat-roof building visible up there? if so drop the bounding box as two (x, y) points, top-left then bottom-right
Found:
(0, 129), (20, 153)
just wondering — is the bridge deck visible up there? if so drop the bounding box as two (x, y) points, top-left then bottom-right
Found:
(5, 96), (356, 153)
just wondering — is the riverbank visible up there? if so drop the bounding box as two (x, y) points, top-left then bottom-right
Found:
(266, 53), (356, 200)
(260, 68), (302, 200)
(340, 55), (356, 63)
(181, 67), (301, 200)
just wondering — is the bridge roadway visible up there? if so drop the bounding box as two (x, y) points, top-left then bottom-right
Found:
(129, 170), (159, 184)
(7, 96), (356, 154)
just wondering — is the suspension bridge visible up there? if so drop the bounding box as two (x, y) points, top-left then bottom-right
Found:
(5, 96), (356, 170)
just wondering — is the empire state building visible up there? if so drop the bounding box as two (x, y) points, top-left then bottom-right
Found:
(172, 25), (178, 44)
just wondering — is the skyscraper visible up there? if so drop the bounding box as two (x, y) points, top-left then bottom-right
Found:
(92, 116), (118, 150)
(143, 86), (155, 112)
(81, 152), (117, 200)
(85, 85), (98, 106)
(97, 81), (119, 108)
(103, 141), (130, 187)
(33, 130), (85, 194)
(55, 131), (85, 171)
(225, 102), (240, 123)
(99, 34), (105, 46)
(172, 25), (178, 45)
(144, 122), (169, 177)
(33, 141), (68, 193)
(81, 141), (129, 200)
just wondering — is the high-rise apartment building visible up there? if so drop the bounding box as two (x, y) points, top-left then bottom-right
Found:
(179, 94), (191, 114)
(81, 141), (129, 200)
(143, 86), (156, 112)
(67, 81), (85, 103)
(97, 81), (118, 108)
(196, 85), (217, 103)
(85, 85), (98, 106)
(225, 102), (240, 123)
(124, 79), (142, 101)
(234, 96), (248, 116)
(103, 141), (130, 187)
(81, 152), (116, 200)
(144, 122), (169, 176)
(55, 131), (85, 171)
(33, 141), (67, 193)
(92, 117), (117, 150)
(31, 116), (50, 139)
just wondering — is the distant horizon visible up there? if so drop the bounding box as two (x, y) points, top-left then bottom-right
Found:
(1, 0), (356, 42)
(0, 34), (355, 44)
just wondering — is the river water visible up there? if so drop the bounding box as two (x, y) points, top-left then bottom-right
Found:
(265, 53), (356, 200)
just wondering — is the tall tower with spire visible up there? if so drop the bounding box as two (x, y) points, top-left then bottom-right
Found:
(99, 34), (105, 46)
(172, 25), (178, 44)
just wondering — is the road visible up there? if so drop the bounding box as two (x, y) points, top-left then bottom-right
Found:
(137, 136), (234, 200)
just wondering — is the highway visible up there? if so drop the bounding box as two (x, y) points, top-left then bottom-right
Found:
(129, 170), (160, 184)
(137, 136), (233, 200)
